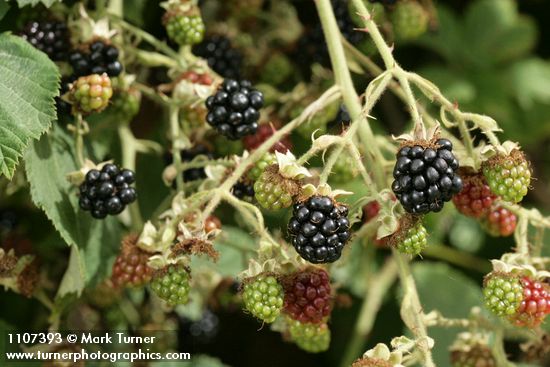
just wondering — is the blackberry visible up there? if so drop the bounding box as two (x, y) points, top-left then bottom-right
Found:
(78, 163), (137, 219)
(482, 206), (517, 237)
(287, 318), (331, 353)
(205, 79), (263, 140)
(254, 165), (299, 210)
(483, 149), (531, 204)
(193, 35), (243, 79)
(242, 275), (284, 323)
(111, 234), (152, 288)
(150, 263), (191, 306)
(69, 73), (113, 114)
(0, 210), (18, 233)
(165, 13), (205, 46)
(391, 0), (429, 41)
(510, 276), (550, 328)
(20, 20), (70, 61)
(391, 139), (463, 214)
(283, 268), (331, 324)
(232, 180), (255, 201)
(452, 174), (496, 218)
(395, 221), (428, 256)
(247, 153), (276, 181)
(483, 272), (523, 317)
(68, 40), (123, 78)
(288, 196), (351, 264)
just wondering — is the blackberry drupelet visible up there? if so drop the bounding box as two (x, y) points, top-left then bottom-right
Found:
(20, 20), (70, 61)
(68, 40), (123, 78)
(193, 35), (243, 79)
(288, 196), (351, 264)
(78, 164), (137, 219)
(391, 139), (463, 214)
(205, 79), (264, 140)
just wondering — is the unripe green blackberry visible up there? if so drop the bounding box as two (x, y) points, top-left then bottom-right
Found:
(288, 318), (330, 353)
(110, 89), (140, 120)
(70, 73), (113, 114)
(391, 0), (429, 41)
(150, 264), (191, 306)
(483, 150), (531, 203)
(247, 153), (276, 181)
(242, 275), (284, 323)
(165, 14), (205, 46)
(254, 165), (299, 210)
(396, 222), (428, 256)
(483, 272), (523, 317)
(260, 53), (292, 86)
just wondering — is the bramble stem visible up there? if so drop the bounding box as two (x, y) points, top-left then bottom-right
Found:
(73, 113), (86, 167)
(169, 105), (185, 193)
(118, 125), (143, 230)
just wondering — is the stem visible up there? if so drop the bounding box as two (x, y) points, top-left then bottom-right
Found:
(422, 244), (491, 273)
(316, 0), (386, 189)
(393, 249), (436, 367)
(74, 113), (85, 167)
(118, 124), (143, 230)
(340, 258), (399, 367)
(169, 105), (185, 193)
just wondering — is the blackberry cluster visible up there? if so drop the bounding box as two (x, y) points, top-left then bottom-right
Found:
(247, 153), (276, 181)
(283, 268), (331, 324)
(483, 273), (523, 317)
(391, 139), (463, 214)
(20, 21), (69, 61)
(287, 318), (331, 353)
(452, 175), (496, 218)
(68, 40), (123, 78)
(232, 180), (255, 201)
(205, 79), (264, 140)
(483, 206), (517, 237)
(78, 164), (137, 219)
(193, 35), (243, 79)
(511, 277), (550, 327)
(288, 196), (351, 264)
(483, 150), (531, 203)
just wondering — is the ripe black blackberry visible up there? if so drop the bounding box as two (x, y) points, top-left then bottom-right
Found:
(288, 196), (351, 264)
(391, 139), (463, 214)
(20, 20), (70, 61)
(192, 35), (243, 79)
(78, 164), (137, 219)
(205, 79), (263, 140)
(232, 180), (254, 200)
(68, 40), (123, 78)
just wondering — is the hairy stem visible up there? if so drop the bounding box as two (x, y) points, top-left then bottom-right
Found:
(118, 125), (143, 230)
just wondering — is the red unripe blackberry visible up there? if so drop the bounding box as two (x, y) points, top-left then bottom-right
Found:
(242, 124), (292, 153)
(482, 206), (517, 237)
(510, 277), (550, 328)
(283, 268), (332, 324)
(111, 234), (153, 288)
(452, 175), (496, 218)
(20, 20), (70, 61)
(205, 79), (264, 140)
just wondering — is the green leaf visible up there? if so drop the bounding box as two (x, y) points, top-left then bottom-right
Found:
(410, 262), (484, 366)
(0, 2), (10, 21)
(209, 226), (255, 276)
(15, 0), (59, 7)
(508, 58), (550, 109)
(24, 124), (121, 296)
(0, 34), (59, 178)
(449, 216), (484, 253)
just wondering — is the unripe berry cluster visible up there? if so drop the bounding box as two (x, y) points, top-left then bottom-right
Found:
(242, 275), (284, 323)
